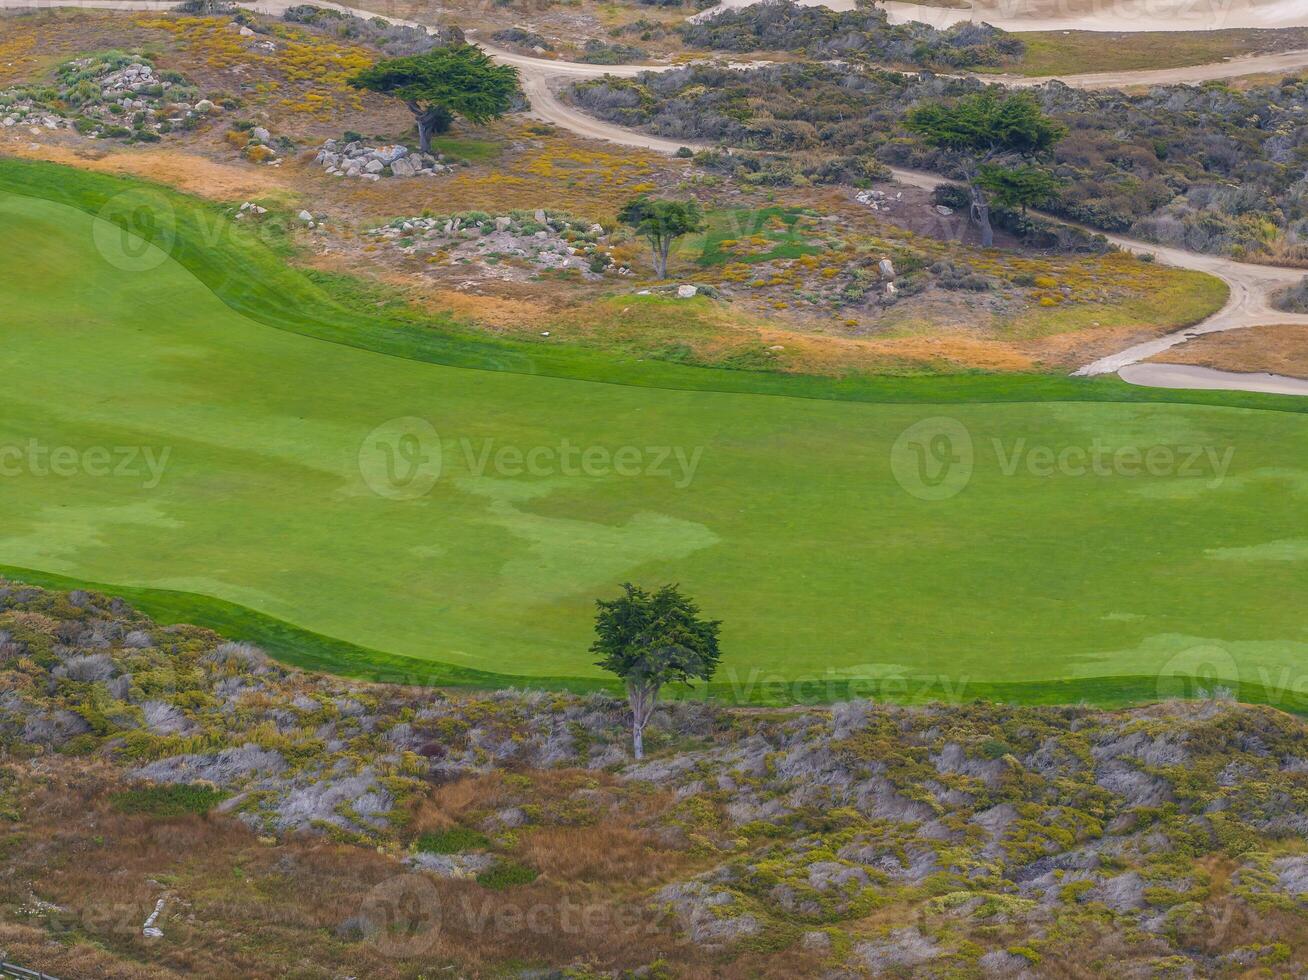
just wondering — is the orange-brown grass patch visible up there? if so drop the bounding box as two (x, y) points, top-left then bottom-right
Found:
(1149, 323), (1308, 378)
(518, 823), (689, 884)
(0, 10), (160, 86)
(428, 289), (553, 331)
(2, 141), (291, 200)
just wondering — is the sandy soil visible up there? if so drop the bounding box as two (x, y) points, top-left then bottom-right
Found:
(1120, 362), (1308, 394)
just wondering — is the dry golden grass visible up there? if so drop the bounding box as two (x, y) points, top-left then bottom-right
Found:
(4, 142), (292, 200)
(1150, 323), (1308, 378)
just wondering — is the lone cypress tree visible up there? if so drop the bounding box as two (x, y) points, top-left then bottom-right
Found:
(591, 583), (722, 759)
(349, 45), (519, 153)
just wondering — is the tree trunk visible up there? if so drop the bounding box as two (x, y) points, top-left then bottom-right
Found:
(649, 235), (670, 280)
(408, 102), (452, 154)
(969, 182), (994, 248)
(627, 680), (658, 760)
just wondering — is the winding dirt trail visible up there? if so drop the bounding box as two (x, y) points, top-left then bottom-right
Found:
(480, 44), (1308, 385)
(9, 0), (1308, 391)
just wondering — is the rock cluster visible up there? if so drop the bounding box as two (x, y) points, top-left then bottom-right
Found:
(370, 210), (625, 276)
(854, 187), (901, 213)
(68, 56), (209, 139)
(0, 94), (63, 132)
(2, 55), (208, 143)
(228, 124), (284, 165)
(314, 139), (454, 180)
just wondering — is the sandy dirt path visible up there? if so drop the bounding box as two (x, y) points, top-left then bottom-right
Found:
(480, 49), (1308, 393)
(1119, 362), (1308, 394)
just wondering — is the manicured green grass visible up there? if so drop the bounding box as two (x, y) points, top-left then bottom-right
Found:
(3, 159), (1308, 710)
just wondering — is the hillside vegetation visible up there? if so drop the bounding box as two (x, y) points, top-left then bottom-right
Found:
(2, 581), (1308, 977)
(570, 63), (1308, 260)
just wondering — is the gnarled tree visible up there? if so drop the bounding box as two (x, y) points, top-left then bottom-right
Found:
(617, 197), (705, 280)
(348, 45), (519, 153)
(907, 90), (1065, 247)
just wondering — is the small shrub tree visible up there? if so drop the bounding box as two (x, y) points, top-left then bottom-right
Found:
(591, 583), (722, 759)
(617, 197), (705, 279)
(906, 90), (1065, 247)
(348, 45), (519, 153)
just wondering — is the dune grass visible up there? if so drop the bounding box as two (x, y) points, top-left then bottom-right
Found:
(3, 158), (1308, 710)
(999, 28), (1308, 78)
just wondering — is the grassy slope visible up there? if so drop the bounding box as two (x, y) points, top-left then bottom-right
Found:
(1001, 28), (1308, 77)
(3, 158), (1308, 709)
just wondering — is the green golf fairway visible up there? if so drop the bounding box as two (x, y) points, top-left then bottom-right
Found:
(3, 164), (1307, 707)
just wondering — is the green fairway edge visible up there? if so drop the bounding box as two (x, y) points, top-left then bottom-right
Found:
(4, 564), (1304, 714)
(3, 156), (1307, 415)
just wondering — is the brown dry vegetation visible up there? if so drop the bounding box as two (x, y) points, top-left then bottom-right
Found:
(1149, 324), (1308, 378)
(0, 758), (816, 978)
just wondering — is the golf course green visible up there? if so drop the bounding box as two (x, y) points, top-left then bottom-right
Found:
(3, 160), (1307, 708)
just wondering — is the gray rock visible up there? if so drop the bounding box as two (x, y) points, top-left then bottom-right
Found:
(407, 851), (494, 877)
(980, 949), (1035, 977)
(274, 768), (393, 832)
(807, 861), (869, 892)
(1273, 855), (1308, 899)
(654, 880), (760, 948)
(1096, 759), (1172, 808)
